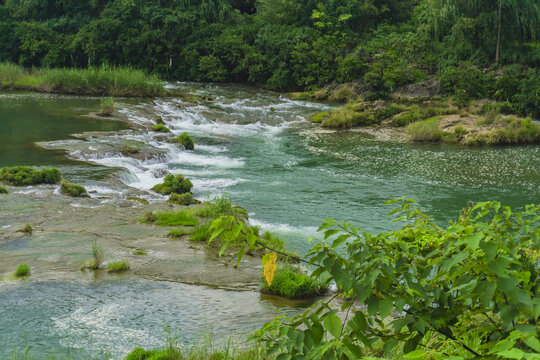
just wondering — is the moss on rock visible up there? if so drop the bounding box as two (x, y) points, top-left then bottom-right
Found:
(152, 124), (171, 133)
(167, 132), (195, 150)
(167, 192), (200, 206)
(0, 166), (61, 186)
(0, 185), (7, 194)
(152, 174), (193, 195)
(61, 180), (90, 197)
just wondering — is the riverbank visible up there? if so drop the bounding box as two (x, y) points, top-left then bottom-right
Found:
(299, 82), (540, 146)
(0, 63), (165, 97)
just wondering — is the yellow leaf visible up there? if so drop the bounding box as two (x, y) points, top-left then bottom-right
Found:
(263, 252), (277, 286)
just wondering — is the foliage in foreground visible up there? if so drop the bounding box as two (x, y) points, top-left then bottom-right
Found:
(210, 199), (540, 359)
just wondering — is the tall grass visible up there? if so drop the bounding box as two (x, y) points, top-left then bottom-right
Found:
(0, 62), (164, 97)
(406, 117), (443, 141)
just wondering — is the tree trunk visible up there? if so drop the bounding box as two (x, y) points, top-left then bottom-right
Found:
(495, 2), (502, 66)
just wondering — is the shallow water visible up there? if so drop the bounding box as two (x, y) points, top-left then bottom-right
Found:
(1, 84), (539, 358)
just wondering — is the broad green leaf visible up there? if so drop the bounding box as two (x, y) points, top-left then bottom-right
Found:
(323, 315), (342, 338)
(379, 297), (393, 319)
(404, 350), (426, 359)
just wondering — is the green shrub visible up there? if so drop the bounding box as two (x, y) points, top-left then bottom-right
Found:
(0, 185), (7, 194)
(167, 227), (193, 237)
(254, 200), (540, 359)
(99, 97), (114, 116)
(15, 264), (30, 277)
(167, 132), (195, 150)
(107, 260), (130, 273)
(61, 180), (89, 197)
(190, 223), (211, 242)
(152, 124), (171, 133)
(261, 266), (326, 299)
(406, 117), (443, 142)
(152, 174), (193, 195)
(17, 223), (33, 235)
(168, 192), (200, 206)
(0, 166), (61, 186)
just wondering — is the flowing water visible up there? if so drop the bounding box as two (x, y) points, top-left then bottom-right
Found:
(1, 85), (539, 358)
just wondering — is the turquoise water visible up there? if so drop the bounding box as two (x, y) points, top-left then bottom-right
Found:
(0, 85), (539, 358)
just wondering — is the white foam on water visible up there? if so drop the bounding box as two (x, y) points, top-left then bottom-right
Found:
(249, 218), (318, 237)
(191, 177), (248, 192)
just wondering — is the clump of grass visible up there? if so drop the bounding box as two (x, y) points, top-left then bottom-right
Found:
(454, 125), (468, 140)
(190, 195), (248, 223)
(310, 111), (329, 123)
(168, 192), (200, 206)
(108, 260), (130, 273)
(485, 118), (540, 145)
(328, 84), (355, 102)
(0, 62), (165, 97)
(189, 223), (211, 242)
(15, 264), (30, 277)
(61, 180), (89, 197)
(152, 174), (193, 195)
(140, 209), (199, 227)
(152, 124), (171, 133)
(406, 117), (443, 142)
(127, 196), (149, 205)
(17, 223), (33, 235)
(0, 185), (7, 194)
(0, 62), (25, 85)
(259, 231), (286, 253)
(81, 240), (104, 270)
(320, 103), (405, 129)
(125, 342), (270, 360)
(392, 109), (421, 126)
(261, 266), (327, 299)
(0, 166), (61, 186)
(133, 249), (148, 256)
(167, 227), (194, 238)
(98, 97), (115, 116)
(167, 132), (195, 150)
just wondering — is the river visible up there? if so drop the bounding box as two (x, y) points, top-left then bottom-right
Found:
(1, 84), (539, 358)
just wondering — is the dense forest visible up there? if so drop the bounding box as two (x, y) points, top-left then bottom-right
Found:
(0, 0), (539, 115)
